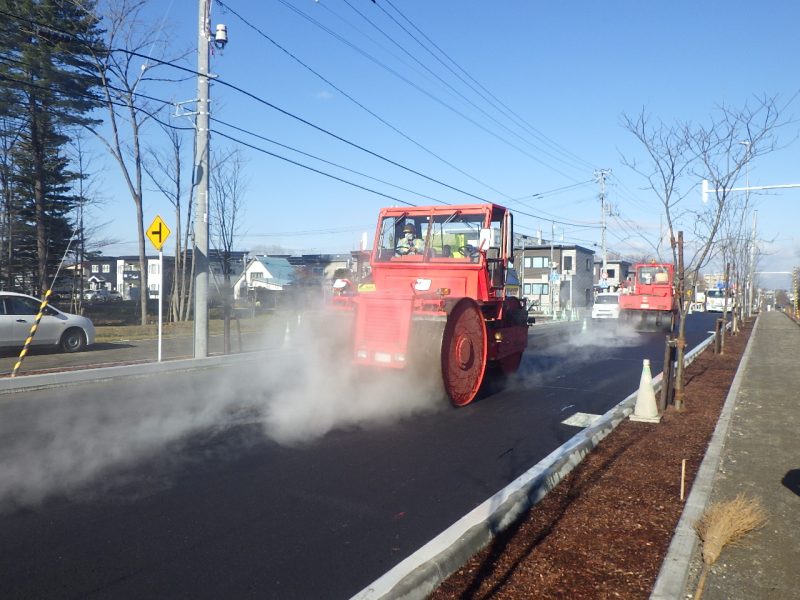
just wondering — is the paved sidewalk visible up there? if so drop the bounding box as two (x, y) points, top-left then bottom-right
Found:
(654, 311), (800, 599)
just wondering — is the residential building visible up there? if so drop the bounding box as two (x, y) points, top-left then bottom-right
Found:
(515, 243), (596, 313)
(83, 249), (246, 302)
(286, 253), (348, 282)
(593, 258), (632, 292)
(233, 255), (296, 307)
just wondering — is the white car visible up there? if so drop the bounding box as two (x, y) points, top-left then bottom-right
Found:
(84, 288), (121, 303)
(592, 292), (621, 320)
(0, 292), (96, 352)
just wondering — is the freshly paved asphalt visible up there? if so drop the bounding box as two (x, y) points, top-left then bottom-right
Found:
(0, 313), (720, 599)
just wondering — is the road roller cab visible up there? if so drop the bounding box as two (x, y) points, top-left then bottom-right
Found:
(331, 203), (529, 406)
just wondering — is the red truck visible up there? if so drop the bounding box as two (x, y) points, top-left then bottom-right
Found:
(331, 203), (529, 406)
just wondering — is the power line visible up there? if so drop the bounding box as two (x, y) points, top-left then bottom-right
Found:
(0, 8), (607, 232)
(115, 48), (499, 203)
(381, 0), (597, 172)
(1, 52), (472, 214)
(513, 208), (602, 229)
(509, 180), (595, 202)
(270, 0), (584, 181)
(212, 128), (416, 206)
(244, 225), (370, 237)
(0, 51), (461, 209)
(374, 0), (595, 173)
(0, 69), (192, 135)
(340, 0), (584, 173)
(0, 16), (490, 206)
(215, 0), (514, 201)
(211, 116), (448, 205)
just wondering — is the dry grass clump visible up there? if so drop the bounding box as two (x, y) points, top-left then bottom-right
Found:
(693, 493), (768, 599)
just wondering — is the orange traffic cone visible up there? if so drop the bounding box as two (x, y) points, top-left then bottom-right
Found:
(630, 359), (661, 423)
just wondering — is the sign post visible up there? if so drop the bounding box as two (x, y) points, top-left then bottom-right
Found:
(146, 215), (172, 362)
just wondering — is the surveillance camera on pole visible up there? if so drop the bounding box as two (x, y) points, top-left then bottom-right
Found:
(214, 24), (228, 50)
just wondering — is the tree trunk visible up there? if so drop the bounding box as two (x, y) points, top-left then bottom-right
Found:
(135, 194), (147, 325)
(170, 203), (182, 323)
(223, 269), (231, 354)
(31, 114), (48, 296)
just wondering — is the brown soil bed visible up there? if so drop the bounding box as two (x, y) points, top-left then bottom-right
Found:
(430, 320), (752, 600)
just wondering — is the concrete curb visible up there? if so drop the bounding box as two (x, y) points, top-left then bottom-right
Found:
(650, 316), (760, 599)
(353, 332), (717, 600)
(0, 349), (276, 396)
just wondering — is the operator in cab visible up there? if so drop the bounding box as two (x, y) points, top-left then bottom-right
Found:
(396, 223), (424, 255)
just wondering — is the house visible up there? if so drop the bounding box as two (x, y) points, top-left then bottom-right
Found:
(233, 255), (296, 307)
(287, 253), (353, 284)
(515, 243), (596, 313)
(85, 257), (117, 289)
(81, 255), (169, 300)
(116, 255), (176, 301)
(593, 258), (632, 292)
(83, 250), (247, 302)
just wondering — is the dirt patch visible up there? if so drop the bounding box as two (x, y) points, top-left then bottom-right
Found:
(430, 320), (752, 600)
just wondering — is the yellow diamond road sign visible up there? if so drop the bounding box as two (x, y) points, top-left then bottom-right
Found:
(147, 215), (171, 252)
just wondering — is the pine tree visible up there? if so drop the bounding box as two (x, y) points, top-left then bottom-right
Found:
(0, 0), (104, 294)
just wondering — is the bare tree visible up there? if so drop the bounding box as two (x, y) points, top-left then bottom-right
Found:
(210, 147), (247, 353)
(67, 132), (117, 312)
(713, 190), (754, 337)
(82, 0), (185, 325)
(621, 114), (694, 261)
(623, 95), (784, 409)
(143, 122), (193, 322)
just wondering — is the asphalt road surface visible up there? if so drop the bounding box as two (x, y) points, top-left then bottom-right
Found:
(0, 313), (720, 599)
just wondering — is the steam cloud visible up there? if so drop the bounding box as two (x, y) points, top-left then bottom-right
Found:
(0, 311), (447, 511)
(0, 314), (645, 511)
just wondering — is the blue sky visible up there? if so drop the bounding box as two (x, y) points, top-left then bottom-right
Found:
(94, 0), (800, 286)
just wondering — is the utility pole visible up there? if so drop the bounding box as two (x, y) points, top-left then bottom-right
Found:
(549, 221), (555, 316)
(193, 0), (211, 358)
(595, 169), (611, 276)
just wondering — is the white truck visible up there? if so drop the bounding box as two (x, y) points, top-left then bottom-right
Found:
(705, 289), (734, 313)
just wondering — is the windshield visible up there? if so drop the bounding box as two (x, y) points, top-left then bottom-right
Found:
(706, 290), (725, 298)
(595, 294), (619, 305)
(427, 212), (484, 256)
(374, 211), (486, 262)
(637, 265), (670, 284)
